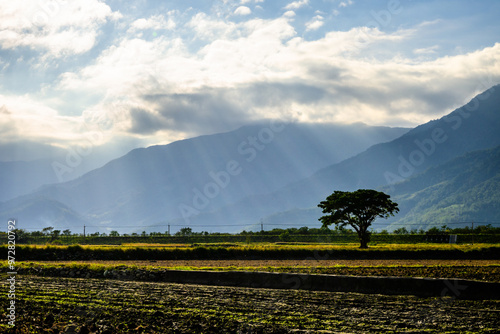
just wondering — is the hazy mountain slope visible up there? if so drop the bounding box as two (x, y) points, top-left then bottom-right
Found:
(185, 85), (500, 232)
(0, 148), (126, 202)
(0, 196), (88, 230)
(0, 122), (408, 231)
(305, 84), (500, 198)
(251, 145), (500, 232)
(0, 160), (60, 202)
(385, 145), (500, 229)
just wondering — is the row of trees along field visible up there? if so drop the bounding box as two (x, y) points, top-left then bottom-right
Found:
(2, 224), (499, 245)
(3, 190), (499, 247)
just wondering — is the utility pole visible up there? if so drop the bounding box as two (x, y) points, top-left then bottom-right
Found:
(260, 219), (264, 232)
(472, 222), (474, 245)
(83, 225), (86, 238)
(168, 224), (170, 236)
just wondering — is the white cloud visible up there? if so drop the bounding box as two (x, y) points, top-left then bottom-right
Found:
(0, 94), (86, 145)
(413, 45), (439, 54)
(2, 5), (500, 151)
(0, 0), (121, 58)
(129, 14), (176, 32)
(339, 0), (354, 8)
(306, 15), (324, 31)
(234, 6), (252, 16)
(187, 12), (239, 41)
(284, 0), (309, 10)
(53, 9), (500, 143)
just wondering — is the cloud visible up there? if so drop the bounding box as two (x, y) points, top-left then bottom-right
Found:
(413, 45), (439, 54)
(284, 0), (309, 10)
(57, 10), (500, 137)
(306, 15), (324, 31)
(339, 0), (354, 8)
(0, 94), (86, 146)
(2, 5), (500, 154)
(128, 14), (176, 32)
(234, 6), (252, 16)
(0, 1), (121, 58)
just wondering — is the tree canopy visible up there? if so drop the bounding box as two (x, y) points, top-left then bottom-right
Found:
(318, 189), (399, 248)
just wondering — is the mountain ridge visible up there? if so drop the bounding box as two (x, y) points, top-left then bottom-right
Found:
(181, 85), (500, 232)
(0, 121), (409, 232)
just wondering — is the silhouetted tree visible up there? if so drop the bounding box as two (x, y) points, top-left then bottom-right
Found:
(318, 189), (399, 248)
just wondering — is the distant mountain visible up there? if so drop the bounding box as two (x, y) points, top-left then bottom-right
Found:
(0, 160), (60, 202)
(0, 148), (126, 202)
(384, 145), (500, 229)
(0, 196), (88, 230)
(0, 122), (408, 232)
(185, 85), (500, 232)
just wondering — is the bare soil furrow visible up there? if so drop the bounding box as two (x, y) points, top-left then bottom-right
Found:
(1, 275), (498, 333)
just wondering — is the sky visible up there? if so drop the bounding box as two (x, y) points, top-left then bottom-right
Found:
(1, 0), (500, 162)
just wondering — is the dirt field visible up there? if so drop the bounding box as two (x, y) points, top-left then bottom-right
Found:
(39, 258), (499, 267)
(1, 275), (498, 333)
(32, 259), (499, 282)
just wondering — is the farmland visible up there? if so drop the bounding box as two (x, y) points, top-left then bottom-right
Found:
(1, 243), (499, 332)
(3, 242), (499, 261)
(1, 275), (499, 333)
(3, 259), (500, 283)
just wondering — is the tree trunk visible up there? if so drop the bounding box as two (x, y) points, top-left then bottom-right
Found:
(357, 230), (370, 249)
(359, 237), (368, 249)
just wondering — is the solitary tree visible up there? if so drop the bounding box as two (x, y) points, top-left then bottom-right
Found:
(318, 189), (399, 248)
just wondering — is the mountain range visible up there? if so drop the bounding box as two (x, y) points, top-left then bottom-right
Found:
(172, 85), (500, 232)
(0, 122), (408, 233)
(1, 85), (499, 234)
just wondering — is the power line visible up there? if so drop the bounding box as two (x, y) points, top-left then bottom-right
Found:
(9, 221), (500, 233)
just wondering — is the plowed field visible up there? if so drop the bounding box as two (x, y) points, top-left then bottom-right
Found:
(35, 259), (500, 282)
(1, 275), (499, 333)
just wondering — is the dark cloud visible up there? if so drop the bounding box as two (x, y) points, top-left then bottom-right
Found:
(132, 81), (329, 136)
(244, 81), (328, 107)
(307, 65), (344, 81)
(134, 89), (252, 136)
(128, 108), (170, 135)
